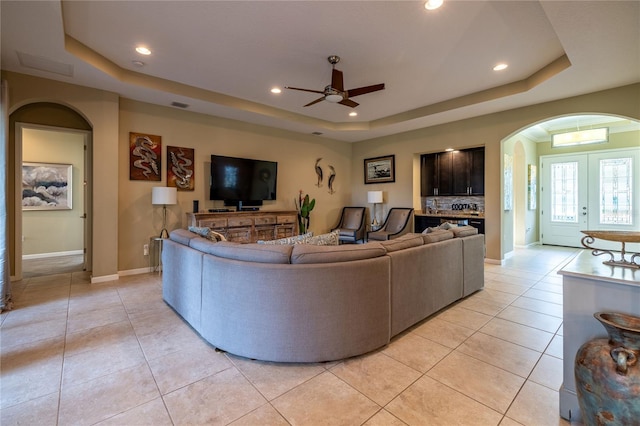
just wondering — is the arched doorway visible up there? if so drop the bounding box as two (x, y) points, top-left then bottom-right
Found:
(502, 114), (640, 255)
(9, 102), (93, 280)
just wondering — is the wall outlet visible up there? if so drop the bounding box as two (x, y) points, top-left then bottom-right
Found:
(143, 244), (149, 256)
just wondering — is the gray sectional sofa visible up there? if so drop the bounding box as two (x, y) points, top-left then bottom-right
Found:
(162, 228), (485, 363)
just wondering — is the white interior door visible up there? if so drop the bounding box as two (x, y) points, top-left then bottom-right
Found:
(540, 154), (588, 247)
(541, 148), (640, 250)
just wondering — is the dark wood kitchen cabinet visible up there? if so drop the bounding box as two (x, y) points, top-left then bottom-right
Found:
(421, 147), (484, 196)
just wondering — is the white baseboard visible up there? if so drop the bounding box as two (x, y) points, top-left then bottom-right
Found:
(90, 274), (119, 284)
(484, 258), (503, 265)
(91, 268), (158, 283)
(118, 267), (153, 277)
(23, 250), (83, 260)
(514, 241), (540, 248)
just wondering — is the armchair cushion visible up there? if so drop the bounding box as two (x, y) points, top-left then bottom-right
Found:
(367, 208), (414, 241)
(331, 207), (366, 243)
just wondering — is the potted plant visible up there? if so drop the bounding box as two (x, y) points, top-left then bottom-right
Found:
(295, 191), (315, 234)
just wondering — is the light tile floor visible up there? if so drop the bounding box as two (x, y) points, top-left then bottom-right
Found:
(1, 245), (584, 425)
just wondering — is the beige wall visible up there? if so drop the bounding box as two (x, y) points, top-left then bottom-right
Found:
(22, 127), (84, 256)
(117, 99), (352, 271)
(352, 83), (640, 261)
(4, 70), (119, 280)
(503, 132), (538, 248)
(5, 68), (639, 274)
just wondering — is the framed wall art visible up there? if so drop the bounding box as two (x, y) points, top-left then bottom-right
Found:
(22, 162), (72, 210)
(130, 132), (161, 181)
(364, 155), (395, 184)
(504, 153), (513, 211)
(528, 164), (537, 210)
(167, 146), (195, 191)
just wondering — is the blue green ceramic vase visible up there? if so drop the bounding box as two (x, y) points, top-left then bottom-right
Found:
(575, 312), (640, 426)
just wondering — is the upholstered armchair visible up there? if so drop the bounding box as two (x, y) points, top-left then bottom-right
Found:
(331, 207), (367, 244)
(367, 208), (414, 241)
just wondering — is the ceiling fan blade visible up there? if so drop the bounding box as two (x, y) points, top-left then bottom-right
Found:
(285, 86), (324, 95)
(346, 83), (385, 98)
(304, 97), (325, 107)
(339, 99), (359, 108)
(331, 69), (344, 92)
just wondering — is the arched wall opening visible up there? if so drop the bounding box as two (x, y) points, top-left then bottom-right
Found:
(9, 102), (93, 280)
(501, 113), (640, 256)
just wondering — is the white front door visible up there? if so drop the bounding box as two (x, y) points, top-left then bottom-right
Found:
(540, 154), (588, 247)
(541, 148), (640, 250)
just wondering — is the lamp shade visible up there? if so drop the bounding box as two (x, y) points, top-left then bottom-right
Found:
(367, 191), (383, 204)
(152, 187), (177, 205)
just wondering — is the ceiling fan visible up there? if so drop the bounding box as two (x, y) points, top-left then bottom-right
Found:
(285, 55), (385, 108)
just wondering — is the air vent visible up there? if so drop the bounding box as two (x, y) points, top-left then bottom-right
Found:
(171, 101), (190, 109)
(17, 51), (73, 77)
(312, 131), (323, 136)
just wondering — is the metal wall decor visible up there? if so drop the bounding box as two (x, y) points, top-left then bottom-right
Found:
(313, 158), (337, 194)
(130, 132), (161, 181)
(167, 146), (194, 190)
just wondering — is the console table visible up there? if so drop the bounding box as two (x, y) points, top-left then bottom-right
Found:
(558, 250), (640, 423)
(187, 210), (299, 242)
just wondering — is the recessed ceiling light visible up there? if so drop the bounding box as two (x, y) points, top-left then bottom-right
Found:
(445, 148), (455, 152)
(270, 87), (282, 94)
(349, 111), (358, 117)
(135, 46), (151, 55)
(493, 63), (508, 71)
(425, 0), (443, 10)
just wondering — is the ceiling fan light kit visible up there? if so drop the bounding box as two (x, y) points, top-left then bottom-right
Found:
(285, 55), (385, 108)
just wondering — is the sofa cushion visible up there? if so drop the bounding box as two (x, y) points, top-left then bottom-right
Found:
(170, 229), (199, 246)
(421, 229), (454, 244)
(380, 233), (424, 252)
(205, 242), (293, 264)
(451, 225), (479, 237)
(306, 230), (340, 246)
(291, 243), (386, 264)
(257, 232), (313, 245)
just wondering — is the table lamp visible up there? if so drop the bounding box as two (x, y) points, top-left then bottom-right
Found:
(152, 187), (177, 238)
(367, 190), (383, 226)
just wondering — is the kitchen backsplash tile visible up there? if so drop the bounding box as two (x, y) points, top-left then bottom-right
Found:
(422, 196), (484, 213)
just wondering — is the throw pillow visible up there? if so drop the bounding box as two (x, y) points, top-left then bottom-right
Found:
(421, 229), (454, 244)
(305, 230), (340, 246)
(188, 226), (227, 242)
(188, 226), (211, 238)
(209, 230), (227, 242)
(451, 225), (479, 237)
(257, 232), (313, 245)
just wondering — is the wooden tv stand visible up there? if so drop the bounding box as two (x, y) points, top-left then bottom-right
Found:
(186, 210), (299, 243)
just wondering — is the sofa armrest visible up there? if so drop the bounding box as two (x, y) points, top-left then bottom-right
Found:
(461, 234), (485, 296)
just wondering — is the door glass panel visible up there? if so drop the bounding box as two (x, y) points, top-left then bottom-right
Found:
(551, 162), (578, 223)
(600, 157), (632, 225)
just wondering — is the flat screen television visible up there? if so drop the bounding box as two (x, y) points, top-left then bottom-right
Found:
(209, 155), (277, 208)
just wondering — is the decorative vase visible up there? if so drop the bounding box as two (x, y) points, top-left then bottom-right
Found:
(574, 312), (640, 426)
